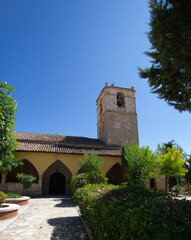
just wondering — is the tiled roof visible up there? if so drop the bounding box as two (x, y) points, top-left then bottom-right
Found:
(16, 142), (121, 156)
(14, 131), (105, 146)
(14, 131), (121, 157)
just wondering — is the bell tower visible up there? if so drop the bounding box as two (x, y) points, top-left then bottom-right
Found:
(96, 83), (139, 146)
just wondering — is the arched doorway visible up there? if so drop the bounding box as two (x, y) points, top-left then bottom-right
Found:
(49, 172), (65, 194)
(42, 160), (72, 195)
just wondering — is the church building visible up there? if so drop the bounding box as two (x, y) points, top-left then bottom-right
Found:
(0, 83), (166, 195)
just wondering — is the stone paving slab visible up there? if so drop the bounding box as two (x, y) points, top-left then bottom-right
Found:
(0, 196), (89, 240)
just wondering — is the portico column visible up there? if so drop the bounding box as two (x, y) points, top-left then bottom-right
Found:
(38, 173), (43, 195)
(0, 174), (7, 191)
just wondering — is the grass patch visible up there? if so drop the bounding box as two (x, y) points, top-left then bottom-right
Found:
(6, 193), (23, 198)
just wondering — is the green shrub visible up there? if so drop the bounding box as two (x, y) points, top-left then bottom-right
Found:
(74, 184), (191, 240)
(0, 191), (7, 205)
(121, 142), (157, 186)
(16, 172), (36, 193)
(74, 183), (117, 226)
(71, 171), (108, 194)
(80, 150), (103, 173)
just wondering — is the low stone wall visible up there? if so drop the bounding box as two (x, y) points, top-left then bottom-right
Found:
(0, 183), (42, 196)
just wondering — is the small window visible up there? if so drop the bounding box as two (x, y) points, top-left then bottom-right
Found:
(99, 99), (103, 114)
(117, 93), (124, 107)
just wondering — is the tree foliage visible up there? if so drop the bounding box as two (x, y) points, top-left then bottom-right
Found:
(158, 147), (188, 181)
(121, 142), (157, 186)
(184, 154), (191, 183)
(0, 82), (22, 174)
(138, 0), (191, 112)
(16, 173), (36, 192)
(156, 139), (187, 158)
(80, 150), (103, 173)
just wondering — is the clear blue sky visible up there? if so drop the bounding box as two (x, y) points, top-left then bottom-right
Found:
(0, 0), (190, 154)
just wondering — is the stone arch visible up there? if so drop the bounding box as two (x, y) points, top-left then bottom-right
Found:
(106, 163), (124, 185)
(6, 159), (39, 183)
(42, 160), (72, 195)
(117, 92), (125, 107)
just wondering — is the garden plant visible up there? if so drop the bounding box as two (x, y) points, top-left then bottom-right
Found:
(71, 150), (107, 194)
(72, 142), (191, 240)
(16, 173), (36, 194)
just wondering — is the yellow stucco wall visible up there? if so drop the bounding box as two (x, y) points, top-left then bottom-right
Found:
(14, 152), (121, 176)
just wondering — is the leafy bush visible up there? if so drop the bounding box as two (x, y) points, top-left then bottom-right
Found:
(71, 171), (108, 194)
(16, 172), (36, 193)
(121, 142), (157, 186)
(80, 150), (103, 173)
(74, 184), (191, 240)
(0, 191), (7, 205)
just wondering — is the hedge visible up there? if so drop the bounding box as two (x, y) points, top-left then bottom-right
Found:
(70, 171), (108, 194)
(74, 184), (191, 240)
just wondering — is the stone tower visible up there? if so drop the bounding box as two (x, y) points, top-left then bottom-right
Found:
(96, 83), (139, 146)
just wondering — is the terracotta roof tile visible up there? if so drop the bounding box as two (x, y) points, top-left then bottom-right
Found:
(16, 142), (121, 157)
(14, 131), (105, 146)
(14, 131), (121, 157)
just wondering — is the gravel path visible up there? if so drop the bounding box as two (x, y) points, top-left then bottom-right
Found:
(0, 196), (89, 240)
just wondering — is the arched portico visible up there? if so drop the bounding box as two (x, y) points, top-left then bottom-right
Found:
(106, 163), (124, 185)
(6, 159), (39, 183)
(42, 160), (72, 195)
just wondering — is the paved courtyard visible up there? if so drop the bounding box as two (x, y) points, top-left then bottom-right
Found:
(0, 196), (89, 240)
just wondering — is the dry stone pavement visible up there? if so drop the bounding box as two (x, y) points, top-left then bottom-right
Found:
(0, 196), (89, 240)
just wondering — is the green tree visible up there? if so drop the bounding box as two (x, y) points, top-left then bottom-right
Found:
(16, 173), (36, 194)
(80, 150), (103, 173)
(0, 82), (22, 174)
(121, 142), (157, 186)
(158, 147), (188, 192)
(71, 150), (106, 194)
(156, 140), (187, 158)
(138, 0), (191, 112)
(184, 154), (191, 183)
(156, 140), (188, 190)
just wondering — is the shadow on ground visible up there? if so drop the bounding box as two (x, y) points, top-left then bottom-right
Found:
(53, 197), (74, 208)
(41, 195), (74, 208)
(48, 216), (88, 240)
